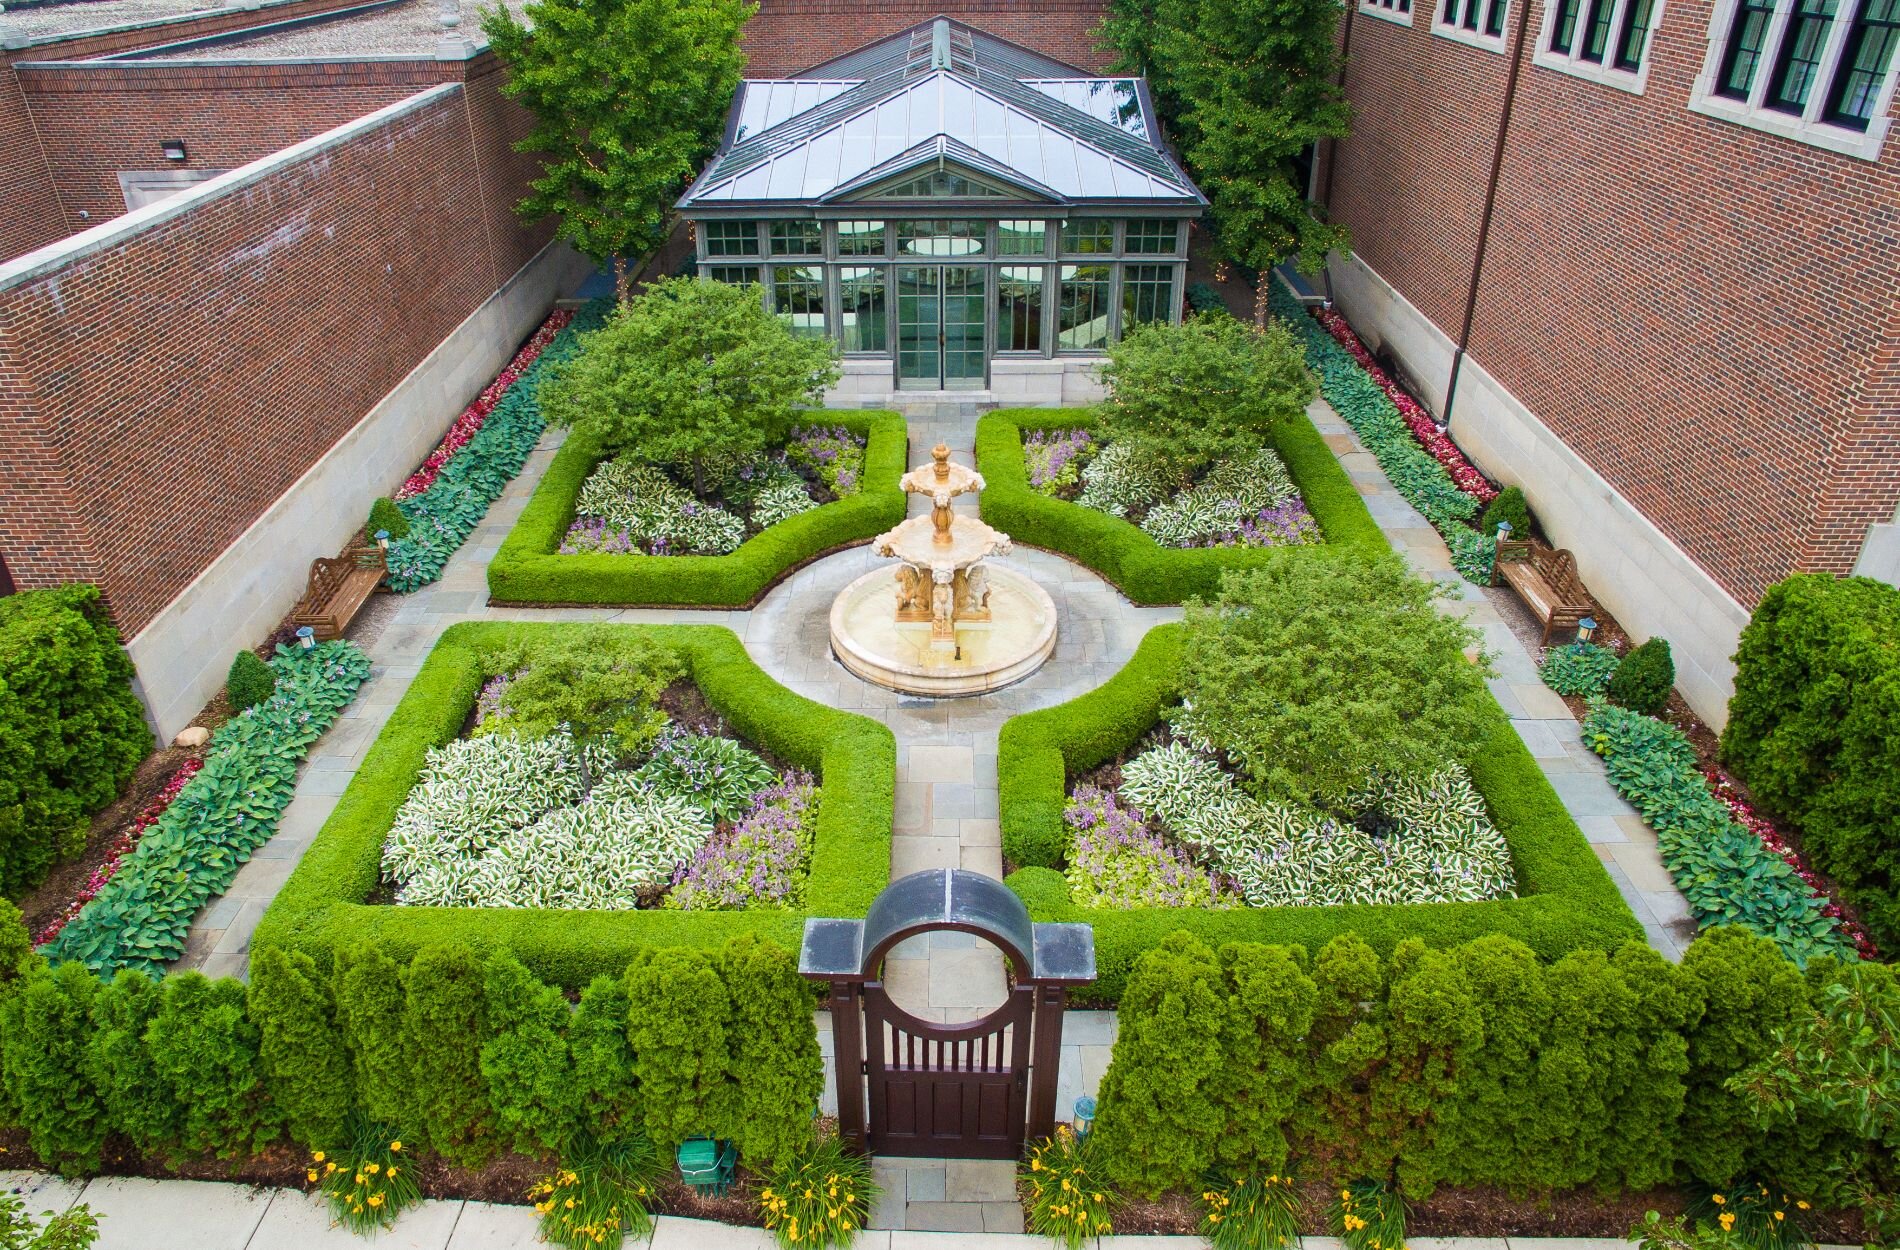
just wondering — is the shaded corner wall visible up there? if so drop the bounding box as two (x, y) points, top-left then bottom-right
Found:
(741, 0), (1112, 74)
(0, 61), (63, 259)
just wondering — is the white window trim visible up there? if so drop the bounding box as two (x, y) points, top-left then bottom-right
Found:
(1688, 0), (1898, 160)
(1358, 0), (1416, 28)
(1534, 0), (1665, 92)
(1434, 0), (1511, 51)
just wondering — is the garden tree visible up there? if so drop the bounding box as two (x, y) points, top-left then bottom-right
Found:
(0, 900), (41, 1124)
(480, 951), (582, 1156)
(568, 974), (642, 1144)
(1216, 941), (1318, 1174)
(1426, 935), (1552, 1188)
(484, 0), (751, 303)
(1174, 558), (1495, 809)
(333, 943), (412, 1130)
(1096, 313), (1316, 485)
(490, 637), (679, 792)
(250, 948), (354, 1149)
(1287, 932), (1386, 1162)
(624, 947), (737, 1154)
(1593, 943), (1700, 1190)
(401, 943), (498, 1168)
(539, 277), (841, 495)
(1102, 0), (1351, 319)
(716, 936), (825, 1169)
(145, 972), (276, 1158)
(0, 1192), (98, 1250)
(1731, 959), (1899, 1243)
(83, 971), (178, 1156)
(1375, 941), (1481, 1196)
(0, 963), (106, 1175)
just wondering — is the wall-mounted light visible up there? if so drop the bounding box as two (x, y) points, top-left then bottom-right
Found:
(161, 139), (187, 162)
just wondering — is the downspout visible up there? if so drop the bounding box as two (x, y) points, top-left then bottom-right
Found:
(1319, 0), (1357, 303)
(1443, 0), (1534, 423)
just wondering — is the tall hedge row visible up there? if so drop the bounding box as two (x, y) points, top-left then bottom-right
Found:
(0, 896), (820, 1178)
(0, 586), (152, 894)
(1721, 574), (1900, 946)
(1092, 926), (1869, 1212)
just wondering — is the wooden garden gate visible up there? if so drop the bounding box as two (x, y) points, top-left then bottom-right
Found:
(799, 869), (1095, 1159)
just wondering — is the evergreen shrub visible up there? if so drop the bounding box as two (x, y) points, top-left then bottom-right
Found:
(1608, 638), (1676, 716)
(1479, 485), (1530, 538)
(366, 497), (410, 542)
(225, 650), (276, 712)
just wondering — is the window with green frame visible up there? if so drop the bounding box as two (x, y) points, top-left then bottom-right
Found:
(996, 266), (1045, 352)
(1059, 219), (1116, 255)
(706, 264), (762, 285)
(1121, 265), (1176, 330)
(1826, 0), (1900, 127)
(704, 220), (760, 257)
(769, 220), (824, 255)
(1057, 264), (1112, 350)
(1122, 219), (1179, 254)
(1768, 0), (1843, 112)
(836, 220), (886, 255)
(1717, 0), (1780, 93)
(772, 265), (827, 338)
(998, 220), (1049, 255)
(838, 267), (888, 353)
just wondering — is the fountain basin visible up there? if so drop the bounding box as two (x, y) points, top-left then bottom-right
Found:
(830, 560), (1057, 696)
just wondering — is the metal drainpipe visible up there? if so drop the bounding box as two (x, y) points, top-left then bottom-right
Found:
(1443, 0), (1535, 425)
(1319, 0), (1357, 304)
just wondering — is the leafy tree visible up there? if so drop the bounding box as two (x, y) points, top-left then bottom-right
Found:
(1097, 313), (1316, 485)
(333, 943), (411, 1130)
(83, 970), (178, 1157)
(480, 950), (581, 1156)
(569, 974), (642, 1144)
(145, 973), (277, 1158)
(0, 1191), (99, 1250)
(539, 277), (840, 493)
(624, 947), (735, 1152)
(1102, 0), (1352, 315)
(490, 637), (679, 792)
(250, 947), (354, 1149)
(0, 963), (106, 1175)
(1217, 941), (1318, 1176)
(1174, 558), (1495, 809)
(717, 936), (823, 1168)
(484, 0), (752, 302)
(401, 943), (497, 1168)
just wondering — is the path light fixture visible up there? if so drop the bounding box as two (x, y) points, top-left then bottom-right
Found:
(374, 529), (390, 552)
(1494, 520), (1513, 541)
(1073, 1095), (1096, 1139)
(1576, 616), (1598, 645)
(295, 625), (316, 650)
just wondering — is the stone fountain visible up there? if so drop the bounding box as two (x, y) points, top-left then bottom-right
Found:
(829, 444), (1057, 696)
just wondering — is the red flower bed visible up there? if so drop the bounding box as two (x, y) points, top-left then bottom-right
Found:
(36, 757), (205, 947)
(1704, 768), (1879, 960)
(395, 308), (577, 500)
(1313, 307), (1497, 504)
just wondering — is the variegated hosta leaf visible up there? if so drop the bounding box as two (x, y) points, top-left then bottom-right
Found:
(1138, 449), (1303, 547)
(574, 457), (748, 554)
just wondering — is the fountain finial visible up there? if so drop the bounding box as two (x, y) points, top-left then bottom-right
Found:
(932, 443), (952, 480)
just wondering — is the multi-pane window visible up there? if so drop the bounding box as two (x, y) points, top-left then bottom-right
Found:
(1121, 265), (1176, 330)
(1441, 0), (1509, 37)
(1546, 0), (1659, 76)
(1700, 0), (1899, 146)
(1122, 219), (1180, 254)
(706, 264), (762, 285)
(1361, 0), (1412, 15)
(704, 221), (760, 257)
(838, 267), (887, 353)
(1059, 220), (1115, 254)
(997, 220), (1048, 255)
(996, 267), (1045, 352)
(772, 266), (827, 338)
(895, 220), (986, 256)
(1614, 0), (1658, 65)
(1057, 264), (1112, 350)
(769, 220), (824, 255)
(836, 221), (886, 255)
(869, 170), (1009, 197)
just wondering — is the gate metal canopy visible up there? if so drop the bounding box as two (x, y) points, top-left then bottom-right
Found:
(800, 869), (1095, 1158)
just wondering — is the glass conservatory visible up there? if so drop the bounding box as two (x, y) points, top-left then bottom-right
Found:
(676, 19), (1206, 394)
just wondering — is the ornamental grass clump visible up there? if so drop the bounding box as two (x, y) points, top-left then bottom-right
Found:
(1022, 1125), (1116, 1248)
(1539, 641), (1622, 696)
(311, 1124), (419, 1234)
(529, 1134), (667, 1250)
(1200, 1173), (1304, 1250)
(758, 1135), (875, 1249)
(1330, 1178), (1406, 1250)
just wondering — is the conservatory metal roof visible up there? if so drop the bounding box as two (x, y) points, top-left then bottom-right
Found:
(678, 18), (1203, 210)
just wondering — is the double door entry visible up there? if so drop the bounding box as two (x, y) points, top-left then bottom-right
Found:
(896, 265), (986, 390)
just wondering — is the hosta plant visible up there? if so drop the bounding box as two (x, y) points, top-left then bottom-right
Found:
(569, 458), (747, 556)
(623, 724), (779, 822)
(758, 1134), (877, 1250)
(530, 1133), (668, 1250)
(1022, 1126), (1116, 1249)
(1138, 448), (1306, 548)
(311, 1124), (420, 1234)
(1200, 1173), (1304, 1250)
(1075, 441), (1177, 519)
(1540, 641), (1621, 696)
(1330, 1178), (1405, 1250)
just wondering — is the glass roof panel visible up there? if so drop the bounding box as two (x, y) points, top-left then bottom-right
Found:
(1022, 79), (1148, 139)
(734, 80), (861, 142)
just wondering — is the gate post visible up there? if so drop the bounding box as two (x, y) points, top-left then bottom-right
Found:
(830, 980), (867, 1150)
(1026, 983), (1067, 1141)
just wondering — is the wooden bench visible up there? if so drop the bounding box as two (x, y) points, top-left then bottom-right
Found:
(1492, 540), (1594, 644)
(288, 542), (386, 640)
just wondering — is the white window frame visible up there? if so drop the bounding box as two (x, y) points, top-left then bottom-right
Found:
(1689, 0), (1899, 159)
(1435, 0), (1512, 51)
(1358, 0), (1416, 28)
(1536, 0), (1667, 91)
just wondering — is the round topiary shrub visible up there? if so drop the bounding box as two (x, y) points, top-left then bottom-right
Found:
(367, 497), (410, 542)
(226, 650), (277, 713)
(1480, 485), (1531, 538)
(1607, 637), (1674, 716)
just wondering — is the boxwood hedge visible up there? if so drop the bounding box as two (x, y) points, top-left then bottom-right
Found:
(487, 411), (909, 607)
(974, 405), (1388, 604)
(252, 622), (895, 988)
(1000, 625), (1643, 1001)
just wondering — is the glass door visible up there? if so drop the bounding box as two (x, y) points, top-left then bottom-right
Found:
(896, 265), (988, 389)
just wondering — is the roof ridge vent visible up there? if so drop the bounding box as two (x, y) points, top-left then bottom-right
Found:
(931, 17), (952, 69)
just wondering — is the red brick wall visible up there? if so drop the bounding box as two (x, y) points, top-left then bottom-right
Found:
(742, 0), (1112, 75)
(16, 59), (447, 227)
(1326, 0), (1900, 605)
(0, 63), (63, 261)
(0, 76), (553, 635)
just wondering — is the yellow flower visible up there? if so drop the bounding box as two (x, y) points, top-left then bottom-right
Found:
(390, 1141), (403, 1152)
(325, 1161), (338, 1174)
(354, 1174), (365, 1186)
(313, 1151), (326, 1163)
(365, 1163), (380, 1176)
(1774, 1212), (1785, 1222)
(565, 1198), (576, 1209)
(1712, 1194), (1726, 1206)
(367, 1194), (385, 1209)
(1797, 1202), (1811, 1211)
(1342, 1190), (1353, 1201)
(306, 1170), (319, 1184)
(1720, 1213), (1736, 1232)
(386, 1168), (398, 1180)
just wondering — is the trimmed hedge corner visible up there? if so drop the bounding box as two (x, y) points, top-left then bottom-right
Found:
(488, 410), (909, 607)
(975, 407), (1388, 604)
(251, 622), (895, 988)
(999, 625), (1642, 1001)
